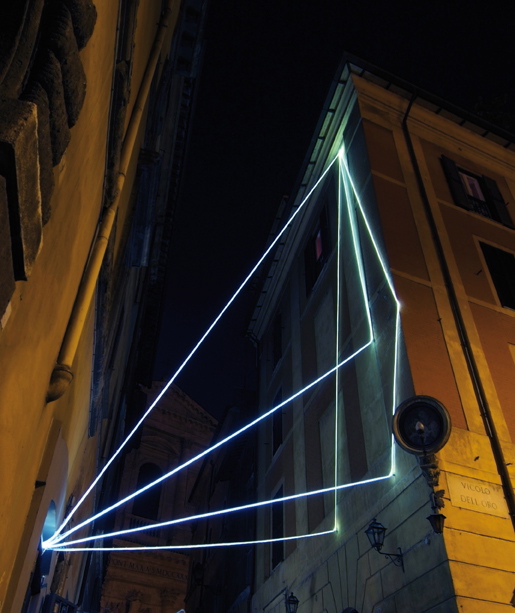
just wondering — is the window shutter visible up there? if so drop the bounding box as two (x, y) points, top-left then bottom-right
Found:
(482, 176), (514, 228)
(440, 156), (471, 210)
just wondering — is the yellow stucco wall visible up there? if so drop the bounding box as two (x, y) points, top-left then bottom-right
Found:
(0, 1), (180, 609)
(356, 74), (515, 610)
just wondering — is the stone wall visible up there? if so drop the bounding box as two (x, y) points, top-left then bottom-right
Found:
(0, 0), (96, 319)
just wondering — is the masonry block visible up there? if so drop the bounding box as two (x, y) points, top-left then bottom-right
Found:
(0, 98), (42, 280)
(34, 48), (71, 165)
(21, 81), (55, 223)
(0, 1), (45, 99)
(63, 0), (97, 50)
(44, 3), (86, 128)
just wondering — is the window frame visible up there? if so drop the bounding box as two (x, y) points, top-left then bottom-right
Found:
(441, 155), (513, 228)
(272, 310), (282, 369)
(272, 388), (283, 455)
(132, 462), (163, 520)
(479, 241), (515, 310)
(304, 207), (330, 295)
(271, 486), (284, 569)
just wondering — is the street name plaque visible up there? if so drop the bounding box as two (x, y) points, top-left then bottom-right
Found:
(447, 473), (508, 518)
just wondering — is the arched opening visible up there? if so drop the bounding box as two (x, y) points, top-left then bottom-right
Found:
(40, 500), (56, 575)
(21, 501), (57, 612)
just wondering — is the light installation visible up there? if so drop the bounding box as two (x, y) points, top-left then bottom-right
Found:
(44, 142), (401, 552)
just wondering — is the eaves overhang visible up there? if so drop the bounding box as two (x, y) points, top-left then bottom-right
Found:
(247, 54), (515, 340)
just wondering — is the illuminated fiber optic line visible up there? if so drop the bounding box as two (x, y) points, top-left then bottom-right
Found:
(45, 336), (371, 548)
(49, 143), (404, 554)
(333, 156), (343, 527)
(49, 151), (385, 552)
(339, 151), (400, 307)
(48, 153), (341, 545)
(331, 151), (392, 535)
(49, 484), (342, 547)
(388, 309), (403, 475)
(49, 146), (402, 552)
(339, 165), (374, 337)
(47, 529), (338, 553)
(47, 472), (393, 550)
(340, 155), (402, 403)
(336, 149), (400, 497)
(338, 148), (400, 480)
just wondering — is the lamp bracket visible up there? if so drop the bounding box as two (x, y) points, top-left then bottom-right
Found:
(381, 547), (404, 572)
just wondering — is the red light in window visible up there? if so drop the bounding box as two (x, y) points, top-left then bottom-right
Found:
(315, 229), (323, 261)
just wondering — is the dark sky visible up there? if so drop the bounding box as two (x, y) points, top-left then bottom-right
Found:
(155, 0), (513, 418)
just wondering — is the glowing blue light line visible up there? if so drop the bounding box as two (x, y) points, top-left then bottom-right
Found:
(49, 139), (405, 555)
(49, 153), (341, 544)
(49, 148), (401, 552)
(51, 143), (402, 552)
(339, 147), (400, 480)
(339, 164), (374, 337)
(340, 151), (400, 309)
(333, 155), (343, 527)
(46, 336), (371, 548)
(47, 529), (338, 552)
(47, 473), (392, 549)
(389, 309), (403, 474)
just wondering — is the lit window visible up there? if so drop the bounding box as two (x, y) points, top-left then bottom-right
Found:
(314, 228), (324, 261)
(441, 156), (513, 228)
(459, 171), (485, 201)
(305, 209), (330, 294)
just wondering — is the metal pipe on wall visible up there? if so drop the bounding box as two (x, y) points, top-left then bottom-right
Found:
(46, 0), (175, 403)
(401, 95), (515, 530)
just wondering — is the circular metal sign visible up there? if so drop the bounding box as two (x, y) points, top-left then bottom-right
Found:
(393, 395), (451, 455)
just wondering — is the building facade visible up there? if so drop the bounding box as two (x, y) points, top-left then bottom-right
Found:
(186, 392), (257, 613)
(100, 382), (217, 613)
(0, 1), (206, 611)
(248, 60), (515, 612)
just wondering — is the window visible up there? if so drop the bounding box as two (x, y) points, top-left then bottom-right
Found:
(41, 594), (77, 613)
(132, 463), (162, 520)
(480, 242), (515, 310)
(272, 389), (282, 455)
(271, 486), (284, 568)
(441, 156), (513, 228)
(272, 311), (282, 368)
(305, 208), (330, 294)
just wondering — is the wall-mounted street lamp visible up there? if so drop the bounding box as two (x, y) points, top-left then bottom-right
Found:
(365, 519), (404, 571)
(427, 511), (445, 534)
(427, 489), (446, 534)
(285, 592), (299, 613)
(392, 396), (452, 533)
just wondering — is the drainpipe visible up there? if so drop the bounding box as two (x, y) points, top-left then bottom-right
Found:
(46, 1), (175, 403)
(401, 95), (515, 530)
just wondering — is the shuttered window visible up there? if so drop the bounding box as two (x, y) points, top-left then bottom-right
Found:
(441, 156), (513, 228)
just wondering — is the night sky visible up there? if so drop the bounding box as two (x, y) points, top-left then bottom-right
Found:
(154, 0), (514, 419)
